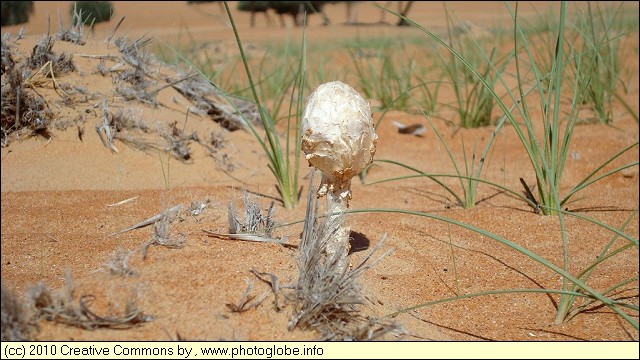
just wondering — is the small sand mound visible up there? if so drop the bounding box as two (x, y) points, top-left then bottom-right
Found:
(1, 22), (259, 158)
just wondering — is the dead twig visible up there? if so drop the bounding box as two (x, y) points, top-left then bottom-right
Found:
(225, 278), (269, 313)
(249, 268), (283, 311)
(109, 204), (183, 237)
(106, 196), (139, 207)
(76, 54), (119, 60)
(96, 100), (119, 153)
(24, 61), (70, 98)
(105, 16), (126, 44)
(202, 230), (296, 249)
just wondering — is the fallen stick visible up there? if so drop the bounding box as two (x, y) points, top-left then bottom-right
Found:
(109, 205), (183, 236)
(76, 54), (119, 60)
(106, 196), (140, 207)
(202, 230), (297, 249)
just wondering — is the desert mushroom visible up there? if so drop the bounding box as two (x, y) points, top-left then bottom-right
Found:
(301, 81), (377, 269)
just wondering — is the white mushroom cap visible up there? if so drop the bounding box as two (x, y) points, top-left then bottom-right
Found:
(301, 81), (377, 204)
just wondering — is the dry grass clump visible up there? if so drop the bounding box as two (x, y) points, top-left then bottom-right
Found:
(141, 205), (186, 260)
(26, 35), (76, 75)
(221, 174), (403, 340)
(102, 248), (138, 277)
(2, 15), (257, 154)
(228, 191), (275, 237)
(188, 198), (210, 216)
(26, 272), (151, 330)
(56, 7), (86, 45)
(2, 272), (150, 338)
(171, 70), (260, 131)
(95, 102), (198, 162)
(1, 38), (55, 145)
(112, 36), (158, 104)
(1, 34), (16, 75)
(0, 71), (54, 144)
(199, 129), (238, 172)
(109, 33), (260, 131)
(164, 120), (198, 162)
(207, 129), (226, 150)
(1, 285), (37, 341)
(203, 191), (291, 247)
(96, 102), (147, 153)
(1, 28), (79, 146)
(1, 8), (96, 146)
(287, 172), (404, 340)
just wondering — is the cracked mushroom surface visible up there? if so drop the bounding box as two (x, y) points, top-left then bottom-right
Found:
(301, 81), (378, 206)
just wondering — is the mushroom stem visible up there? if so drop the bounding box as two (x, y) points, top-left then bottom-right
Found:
(323, 176), (351, 273)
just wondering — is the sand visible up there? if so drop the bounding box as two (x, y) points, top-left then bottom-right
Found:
(1, 1), (638, 342)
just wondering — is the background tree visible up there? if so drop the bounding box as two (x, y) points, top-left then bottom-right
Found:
(1, 1), (35, 26)
(237, 1), (331, 27)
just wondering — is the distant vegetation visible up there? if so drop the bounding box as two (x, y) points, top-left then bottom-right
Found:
(235, 1), (329, 26)
(70, 1), (114, 27)
(1, 1), (34, 26)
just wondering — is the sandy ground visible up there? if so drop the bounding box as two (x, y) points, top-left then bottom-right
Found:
(1, 1), (639, 342)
